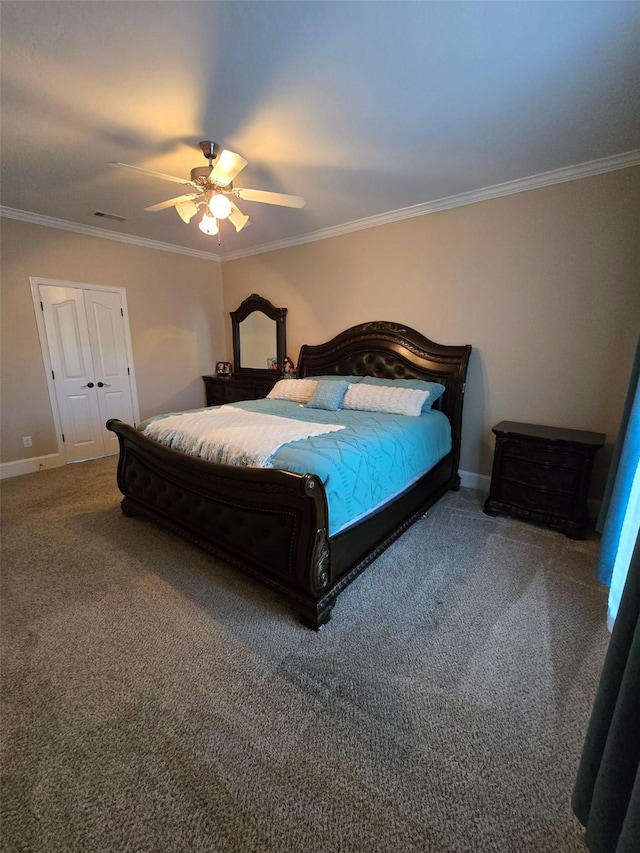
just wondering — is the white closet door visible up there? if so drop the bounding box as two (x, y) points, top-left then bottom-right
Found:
(40, 285), (106, 462)
(84, 289), (135, 456)
(39, 284), (137, 463)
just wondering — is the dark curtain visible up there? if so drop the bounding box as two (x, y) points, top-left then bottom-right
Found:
(572, 531), (640, 852)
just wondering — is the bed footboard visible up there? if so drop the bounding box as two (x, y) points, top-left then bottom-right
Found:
(107, 419), (335, 628)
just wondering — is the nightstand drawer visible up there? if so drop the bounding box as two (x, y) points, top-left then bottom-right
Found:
(503, 442), (581, 470)
(502, 457), (579, 493)
(202, 374), (279, 407)
(499, 481), (574, 519)
(225, 385), (257, 402)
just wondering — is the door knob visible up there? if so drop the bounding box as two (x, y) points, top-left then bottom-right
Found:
(81, 382), (94, 388)
(97, 382), (111, 388)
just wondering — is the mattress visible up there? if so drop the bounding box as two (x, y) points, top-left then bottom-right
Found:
(140, 399), (451, 536)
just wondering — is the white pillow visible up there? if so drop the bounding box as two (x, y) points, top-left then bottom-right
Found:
(267, 378), (318, 404)
(342, 383), (428, 417)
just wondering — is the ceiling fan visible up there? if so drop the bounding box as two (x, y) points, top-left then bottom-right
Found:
(109, 140), (305, 237)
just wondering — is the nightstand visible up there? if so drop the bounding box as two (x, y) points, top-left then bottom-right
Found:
(483, 421), (605, 539)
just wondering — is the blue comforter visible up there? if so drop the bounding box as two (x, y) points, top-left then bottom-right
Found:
(141, 399), (451, 536)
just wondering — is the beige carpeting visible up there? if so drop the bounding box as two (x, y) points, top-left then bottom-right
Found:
(1, 456), (609, 852)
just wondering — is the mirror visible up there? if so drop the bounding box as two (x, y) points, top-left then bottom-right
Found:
(240, 312), (277, 369)
(231, 294), (287, 376)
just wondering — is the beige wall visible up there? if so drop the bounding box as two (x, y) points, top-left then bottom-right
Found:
(222, 167), (640, 496)
(0, 218), (224, 464)
(3, 168), (638, 493)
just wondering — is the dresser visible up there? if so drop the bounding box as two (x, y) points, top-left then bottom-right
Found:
(483, 421), (605, 539)
(202, 374), (280, 406)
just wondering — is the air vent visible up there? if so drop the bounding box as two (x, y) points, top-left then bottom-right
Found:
(93, 210), (128, 223)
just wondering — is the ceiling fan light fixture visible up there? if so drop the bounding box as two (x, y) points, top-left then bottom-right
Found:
(208, 193), (232, 220)
(199, 212), (219, 236)
(113, 139), (303, 240)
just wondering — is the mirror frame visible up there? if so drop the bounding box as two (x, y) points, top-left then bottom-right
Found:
(231, 293), (287, 376)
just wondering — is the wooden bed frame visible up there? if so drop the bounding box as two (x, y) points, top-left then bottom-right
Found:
(107, 321), (471, 628)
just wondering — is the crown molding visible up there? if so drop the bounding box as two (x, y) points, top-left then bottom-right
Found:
(219, 149), (640, 260)
(0, 206), (222, 262)
(2, 149), (638, 263)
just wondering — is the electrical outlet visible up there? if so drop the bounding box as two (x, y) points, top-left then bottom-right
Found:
(23, 436), (32, 447)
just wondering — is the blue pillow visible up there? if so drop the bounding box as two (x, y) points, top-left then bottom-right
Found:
(361, 377), (446, 411)
(306, 379), (350, 411)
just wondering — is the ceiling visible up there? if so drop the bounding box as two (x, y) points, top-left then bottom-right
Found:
(1, 1), (639, 261)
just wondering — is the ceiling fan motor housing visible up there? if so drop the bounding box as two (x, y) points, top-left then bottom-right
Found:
(199, 140), (220, 162)
(190, 166), (215, 183)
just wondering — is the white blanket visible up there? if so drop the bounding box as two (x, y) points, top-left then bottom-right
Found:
(143, 405), (345, 468)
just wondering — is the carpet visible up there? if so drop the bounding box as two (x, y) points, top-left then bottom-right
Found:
(1, 456), (609, 851)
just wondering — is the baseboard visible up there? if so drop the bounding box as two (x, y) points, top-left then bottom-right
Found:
(459, 469), (491, 492)
(0, 453), (65, 480)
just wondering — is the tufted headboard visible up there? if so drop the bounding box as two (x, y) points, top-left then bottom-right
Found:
(297, 321), (472, 471)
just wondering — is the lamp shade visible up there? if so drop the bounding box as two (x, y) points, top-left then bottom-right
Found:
(175, 200), (198, 223)
(199, 212), (219, 235)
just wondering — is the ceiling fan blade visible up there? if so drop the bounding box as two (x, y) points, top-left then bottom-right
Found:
(228, 201), (249, 232)
(234, 188), (305, 208)
(175, 199), (200, 223)
(144, 193), (200, 212)
(210, 149), (248, 186)
(109, 162), (193, 186)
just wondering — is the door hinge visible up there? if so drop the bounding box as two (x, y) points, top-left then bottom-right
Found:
(61, 434), (65, 443)
(121, 308), (124, 316)
(127, 367), (130, 375)
(51, 370), (55, 380)
(40, 301), (44, 311)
